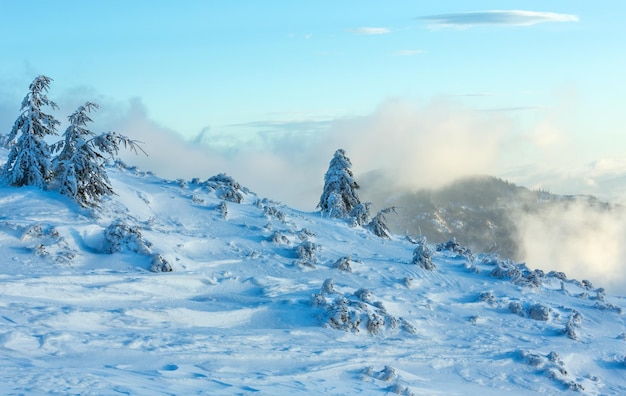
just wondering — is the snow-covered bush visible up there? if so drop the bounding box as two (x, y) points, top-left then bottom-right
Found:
(205, 173), (246, 203)
(318, 149), (361, 219)
(297, 228), (315, 241)
(412, 237), (435, 270)
(19, 223), (76, 264)
(520, 269), (545, 289)
(366, 312), (386, 335)
(367, 207), (396, 238)
(294, 240), (319, 268)
(313, 282), (414, 336)
(436, 237), (474, 260)
(490, 260), (523, 280)
(354, 288), (372, 302)
(548, 270), (567, 281)
(3, 75), (60, 188)
(217, 201), (228, 218)
(581, 279), (594, 290)
(378, 365), (397, 382)
(527, 303), (551, 321)
(563, 311), (583, 341)
(149, 253), (172, 272)
(320, 278), (335, 295)
(593, 300), (623, 314)
(263, 205), (286, 222)
(349, 202), (370, 227)
(478, 291), (496, 305)
(333, 256), (353, 272)
(269, 231), (290, 245)
(508, 301), (524, 316)
(102, 219), (152, 255)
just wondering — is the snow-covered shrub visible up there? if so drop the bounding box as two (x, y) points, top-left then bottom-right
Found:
(205, 173), (246, 203)
(326, 296), (362, 332)
(269, 231), (290, 245)
(333, 256), (353, 272)
(217, 201), (228, 218)
(310, 292), (326, 307)
(581, 279), (594, 290)
(520, 351), (546, 368)
(349, 202), (370, 226)
(20, 224), (44, 240)
(378, 365), (397, 382)
(509, 301), (524, 316)
(519, 350), (585, 392)
(412, 237), (435, 270)
(366, 312), (386, 335)
(149, 253), (172, 272)
(314, 282), (411, 336)
(297, 228), (315, 241)
(436, 237), (473, 259)
(102, 219), (152, 255)
(294, 240), (319, 268)
(527, 303), (550, 321)
(19, 223), (76, 264)
(520, 269), (545, 289)
(354, 288), (372, 302)
(478, 291), (496, 305)
(593, 301), (623, 314)
(563, 311), (583, 341)
(490, 260), (522, 280)
(263, 205), (286, 222)
(367, 207), (396, 238)
(548, 270), (567, 281)
(320, 278), (335, 295)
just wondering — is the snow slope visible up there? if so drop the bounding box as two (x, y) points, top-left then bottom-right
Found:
(0, 163), (625, 395)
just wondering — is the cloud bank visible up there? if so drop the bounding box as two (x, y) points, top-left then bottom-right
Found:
(103, 96), (515, 211)
(420, 10), (579, 29)
(514, 202), (626, 294)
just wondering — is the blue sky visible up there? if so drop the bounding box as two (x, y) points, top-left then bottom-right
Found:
(1, 1), (625, 207)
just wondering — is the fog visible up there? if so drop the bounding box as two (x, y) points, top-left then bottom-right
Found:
(514, 201), (626, 293)
(107, 97), (514, 210)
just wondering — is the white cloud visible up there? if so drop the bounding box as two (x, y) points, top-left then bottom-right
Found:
(420, 10), (579, 29)
(348, 27), (391, 35)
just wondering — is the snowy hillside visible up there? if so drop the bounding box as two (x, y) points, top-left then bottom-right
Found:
(1, 161), (625, 395)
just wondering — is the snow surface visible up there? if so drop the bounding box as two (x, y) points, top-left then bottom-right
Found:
(1, 161), (625, 395)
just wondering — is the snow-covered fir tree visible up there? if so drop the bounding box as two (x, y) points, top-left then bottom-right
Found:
(318, 149), (363, 219)
(52, 102), (144, 207)
(2, 75), (60, 188)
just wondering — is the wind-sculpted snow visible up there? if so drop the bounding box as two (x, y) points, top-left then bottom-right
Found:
(0, 161), (625, 394)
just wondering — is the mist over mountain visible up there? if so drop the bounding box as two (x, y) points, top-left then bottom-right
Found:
(360, 173), (626, 292)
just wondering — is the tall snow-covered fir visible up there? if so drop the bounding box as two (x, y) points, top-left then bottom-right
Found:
(317, 149), (362, 219)
(52, 101), (144, 207)
(2, 75), (60, 188)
